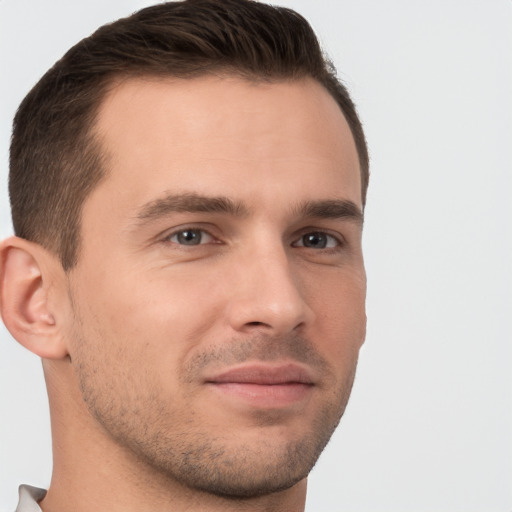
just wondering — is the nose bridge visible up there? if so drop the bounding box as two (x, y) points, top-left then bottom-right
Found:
(227, 238), (314, 334)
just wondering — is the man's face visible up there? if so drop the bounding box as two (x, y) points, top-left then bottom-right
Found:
(65, 76), (366, 497)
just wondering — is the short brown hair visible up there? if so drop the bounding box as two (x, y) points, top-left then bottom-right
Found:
(9, 0), (369, 270)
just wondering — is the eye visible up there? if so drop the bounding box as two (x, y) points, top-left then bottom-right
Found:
(293, 231), (340, 249)
(165, 228), (215, 246)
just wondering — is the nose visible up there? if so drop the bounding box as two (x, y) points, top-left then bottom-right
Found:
(226, 244), (315, 336)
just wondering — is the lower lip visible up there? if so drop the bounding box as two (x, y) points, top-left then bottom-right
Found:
(207, 382), (313, 408)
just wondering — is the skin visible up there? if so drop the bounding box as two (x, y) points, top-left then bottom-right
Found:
(0, 76), (366, 512)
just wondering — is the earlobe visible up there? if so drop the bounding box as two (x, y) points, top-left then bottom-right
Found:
(0, 236), (69, 359)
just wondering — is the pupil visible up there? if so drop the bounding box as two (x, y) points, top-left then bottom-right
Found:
(178, 230), (201, 245)
(303, 232), (327, 248)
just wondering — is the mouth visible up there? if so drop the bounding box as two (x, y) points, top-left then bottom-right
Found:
(204, 363), (315, 408)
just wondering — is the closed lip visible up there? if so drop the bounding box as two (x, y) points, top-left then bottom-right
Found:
(204, 362), (316, 386)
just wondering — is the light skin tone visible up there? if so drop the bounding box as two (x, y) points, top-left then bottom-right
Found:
(0, 76), (366, 512)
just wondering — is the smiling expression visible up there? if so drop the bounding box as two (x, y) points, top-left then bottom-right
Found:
(63, 75), (367, 497)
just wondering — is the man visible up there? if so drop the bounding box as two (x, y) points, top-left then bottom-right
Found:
(0, 0), (369, 510)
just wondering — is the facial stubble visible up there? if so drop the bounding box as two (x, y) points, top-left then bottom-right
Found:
(71, 320), (359, 499)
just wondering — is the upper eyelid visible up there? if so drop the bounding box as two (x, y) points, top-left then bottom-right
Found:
(157, 225), (220, 244)
(169, 228), (212, 240)
(155, 223), (347, 245)
(292, 227), (346, 245)
(291, 232), (343, 249)
(159, 222), (215, 235)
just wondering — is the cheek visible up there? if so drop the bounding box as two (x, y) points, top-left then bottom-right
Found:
(306, 269), (367, 358)
(69, 265), (228, 373)
(67, 289), (176, 416)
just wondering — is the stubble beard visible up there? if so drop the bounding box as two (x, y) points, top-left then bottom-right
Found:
(72, 326), (359, 499)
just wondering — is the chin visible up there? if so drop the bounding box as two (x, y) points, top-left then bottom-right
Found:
(171, 437), (318, 499)
(140, 412), (340, 499)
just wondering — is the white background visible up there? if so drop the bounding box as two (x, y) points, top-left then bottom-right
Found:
(1, 1), (511, 511)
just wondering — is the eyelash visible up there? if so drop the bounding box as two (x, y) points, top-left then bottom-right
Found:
(162, 227), (218, 247)
(160, 227), (345, 251)
(292, 231), (343, 250)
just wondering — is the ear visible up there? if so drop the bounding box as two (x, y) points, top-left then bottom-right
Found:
(0, 236), (69, 359)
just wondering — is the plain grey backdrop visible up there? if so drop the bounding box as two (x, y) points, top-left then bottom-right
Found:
(1, 1), (511, 511)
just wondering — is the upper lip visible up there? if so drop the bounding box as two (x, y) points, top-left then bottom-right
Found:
(205, 363), (315, 385)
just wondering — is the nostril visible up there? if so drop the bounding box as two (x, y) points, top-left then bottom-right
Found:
(246, 321), (266, 327)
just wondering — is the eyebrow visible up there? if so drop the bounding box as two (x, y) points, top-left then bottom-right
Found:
(134, 193), (363, 227)
(135, 193), (249, 224)
(296, 199), (364, 224)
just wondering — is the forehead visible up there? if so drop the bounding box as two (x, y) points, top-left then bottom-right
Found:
(89, 75), (361, 217)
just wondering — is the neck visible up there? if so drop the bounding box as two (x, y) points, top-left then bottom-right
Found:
(40, 361), (307, 512)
